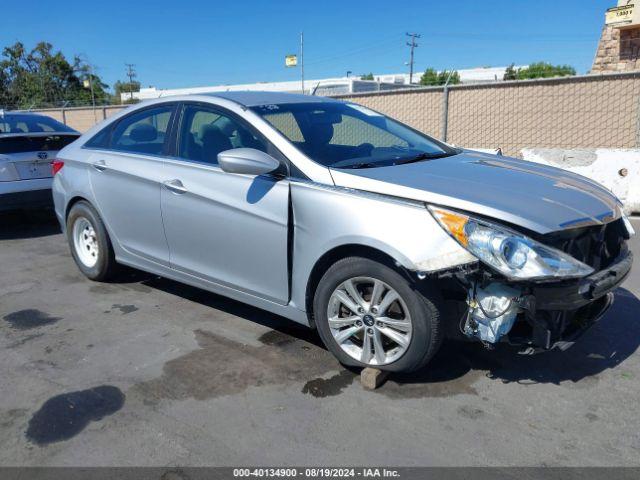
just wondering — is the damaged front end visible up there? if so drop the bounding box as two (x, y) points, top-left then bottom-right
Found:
(457, 271), (622, 353)
(428, 206), (634, 353)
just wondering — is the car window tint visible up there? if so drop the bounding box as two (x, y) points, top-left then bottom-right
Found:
(0, 115), (75, 134)
(330, 114), (406, 147)
(85, 126), (111, 149)
(253, 102), (452, 168)
(110, 106), (173, 155)
(261, 111), (304, 142)
(178, 105), (267, 165)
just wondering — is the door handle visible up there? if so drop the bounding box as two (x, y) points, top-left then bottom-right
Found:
(92, 160), (107, 171)
(163, 179), (187, 194)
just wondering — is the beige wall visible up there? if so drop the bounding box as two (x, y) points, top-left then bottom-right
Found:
(32, 72), (640, 157)
(337, 72), (640, 156)
(32, 105), (126, 133)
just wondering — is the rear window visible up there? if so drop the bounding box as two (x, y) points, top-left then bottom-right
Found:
(0, 134), (80, 154)
(0, 114), (76, 134)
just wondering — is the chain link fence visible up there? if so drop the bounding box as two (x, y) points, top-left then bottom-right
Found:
(16, 71), (640, 156)
(335, 71), (640, 156)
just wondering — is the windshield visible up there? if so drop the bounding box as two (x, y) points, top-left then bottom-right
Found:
(0, 114), (76, 134)
(251, 101), (458, 169)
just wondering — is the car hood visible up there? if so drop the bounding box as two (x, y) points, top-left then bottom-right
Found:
(329, 150), (622, 234)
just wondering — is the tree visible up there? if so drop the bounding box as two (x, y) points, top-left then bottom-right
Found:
(0, 41), (110, 109)
(360, 73), (374, 81)
(419, 68), (439, 85)
(440, 69), (461, 85)
(114, 80), (141, 103)
(503, 62), (576, 81)
(419, 68), (461, 86)
(503, 63), (517, 81)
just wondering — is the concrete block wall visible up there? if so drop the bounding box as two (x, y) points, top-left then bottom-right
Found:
(522, 148), (640, 214)
(592, 25), (640, 73)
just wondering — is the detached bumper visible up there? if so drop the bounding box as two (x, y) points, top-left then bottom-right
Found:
(0, 189), (53, 211)
(511, 249), (633, 352)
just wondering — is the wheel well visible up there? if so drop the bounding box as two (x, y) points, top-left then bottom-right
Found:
(65, 196), (90, 220)
(304, 244), (409, 328)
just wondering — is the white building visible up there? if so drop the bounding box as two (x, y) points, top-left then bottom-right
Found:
(123, 66), (523, 102)
(374, 66), (526, 85)
(125, 76), (414, 102)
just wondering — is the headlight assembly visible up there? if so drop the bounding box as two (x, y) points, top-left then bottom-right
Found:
(428, 206), (594, 280)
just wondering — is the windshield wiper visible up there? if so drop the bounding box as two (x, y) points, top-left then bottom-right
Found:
(337, 161), (380, 169)
(394, 151), (456, 165)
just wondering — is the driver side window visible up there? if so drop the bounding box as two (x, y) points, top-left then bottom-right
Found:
(178, 105), (267, 165)
(110, 106), (174, 155)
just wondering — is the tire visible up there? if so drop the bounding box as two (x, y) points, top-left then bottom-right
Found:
(313, 257), (443, 373)
(66, 201), (118, 281)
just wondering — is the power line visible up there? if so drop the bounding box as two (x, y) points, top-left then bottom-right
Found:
(303, 34), (404, 67)
(406, 32), (421, 84)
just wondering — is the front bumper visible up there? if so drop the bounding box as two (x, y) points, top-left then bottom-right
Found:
(510, 249), (633, 351)
(532, 249), (633, 310)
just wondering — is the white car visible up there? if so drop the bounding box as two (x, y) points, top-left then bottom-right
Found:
(0, 111), (80, 211)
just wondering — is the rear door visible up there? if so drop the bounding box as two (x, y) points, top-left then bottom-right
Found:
(160, 102), (291, 304)
(87, 104), (176, 265)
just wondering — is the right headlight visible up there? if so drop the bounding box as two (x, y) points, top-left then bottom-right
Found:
(428, 206), (594, 280)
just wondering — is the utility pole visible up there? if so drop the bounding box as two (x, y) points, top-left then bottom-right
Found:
(125, 63), (137, 102)
(88, 63), (96, 122)
(76, 54), (96, 121)
(300, 32), (305, 94)
(406, 32), (421, 84)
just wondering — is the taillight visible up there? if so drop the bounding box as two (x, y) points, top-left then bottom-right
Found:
(51, 159), (64, 176)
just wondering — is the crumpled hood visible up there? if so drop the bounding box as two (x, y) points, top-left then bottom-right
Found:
(329, 150), (622, 234)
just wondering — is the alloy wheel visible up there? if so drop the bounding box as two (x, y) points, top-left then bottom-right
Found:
(327, 276), (412, 366)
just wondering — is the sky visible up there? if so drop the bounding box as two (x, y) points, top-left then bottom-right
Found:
(2, 0), (615, 91)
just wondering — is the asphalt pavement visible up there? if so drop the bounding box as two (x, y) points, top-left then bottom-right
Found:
(0, 210), (639, 466)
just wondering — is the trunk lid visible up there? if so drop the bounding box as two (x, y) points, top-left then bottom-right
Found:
(0, 133), (80, 180)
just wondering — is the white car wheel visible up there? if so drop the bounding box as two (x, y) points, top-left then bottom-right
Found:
(72, 216), (100, 268)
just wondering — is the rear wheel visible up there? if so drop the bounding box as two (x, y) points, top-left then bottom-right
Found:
(314, 257), (443, 373)
(67, 201), (118, 281)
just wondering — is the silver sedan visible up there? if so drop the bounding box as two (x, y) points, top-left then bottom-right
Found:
(0, 111), (79, 210)
(52, 92), (633, 372)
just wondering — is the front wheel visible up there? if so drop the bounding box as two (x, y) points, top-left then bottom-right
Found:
(313, 257), (443, 373)
(67, 201), (118, 281)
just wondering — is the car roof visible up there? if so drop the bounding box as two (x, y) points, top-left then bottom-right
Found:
(1, 110), (55, 118)
(199, 91), (341, 107)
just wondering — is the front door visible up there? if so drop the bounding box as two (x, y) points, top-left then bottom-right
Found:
(88, 104), (175, 265)
(160, 103), (290, 304)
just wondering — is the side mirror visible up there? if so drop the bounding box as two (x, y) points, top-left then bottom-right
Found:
(218, 148), (281, 176)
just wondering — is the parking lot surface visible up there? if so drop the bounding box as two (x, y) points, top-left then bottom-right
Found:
(0, 210), (639, 466)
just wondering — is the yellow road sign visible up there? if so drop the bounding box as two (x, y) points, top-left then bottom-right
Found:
(285, 54), (298, 67)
